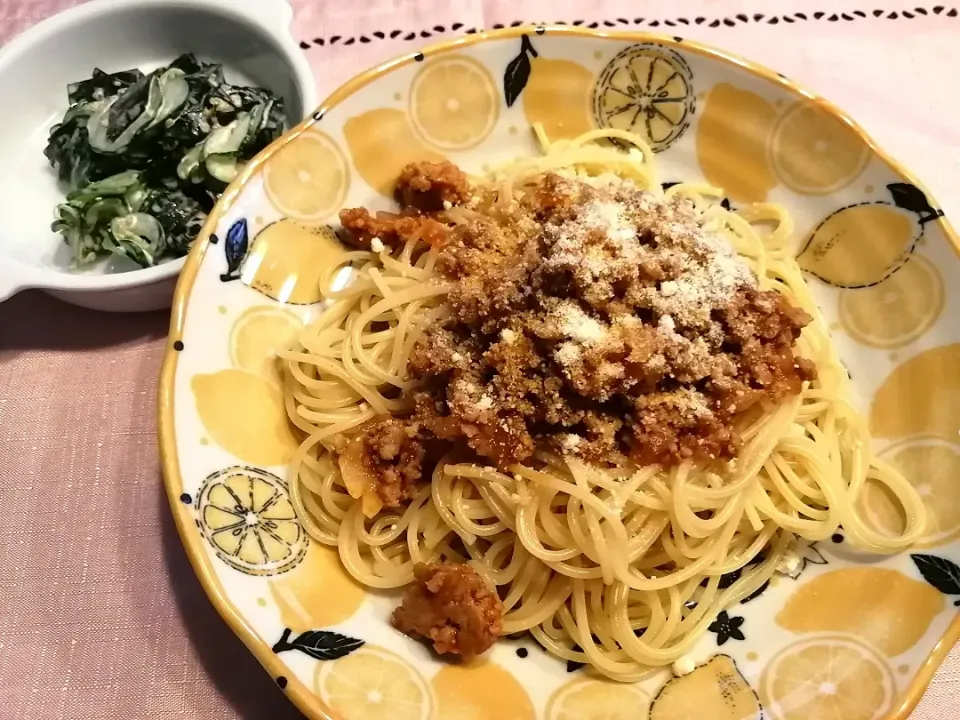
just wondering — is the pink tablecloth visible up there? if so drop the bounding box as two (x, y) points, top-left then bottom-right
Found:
(1, 1), (958, 717)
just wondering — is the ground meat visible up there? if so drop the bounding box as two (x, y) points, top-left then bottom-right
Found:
(395, 161), (472, 212)
(438, 220), (542, 333)
(400, 170), (815, 468)
(342, 164), (816, 478)
(346, 418), (427, 508)
(339, 208), (449, 250)
(521, 172), (586, 219)
(712, 286), (815, 405)
(391, 562), (503, 658)
(628, 392), (737, 465)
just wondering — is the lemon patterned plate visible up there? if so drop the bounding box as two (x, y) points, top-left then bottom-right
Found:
(158, 27), (960, 720)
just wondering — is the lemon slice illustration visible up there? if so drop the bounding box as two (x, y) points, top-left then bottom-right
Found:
(433, 661), (536, 720)
(409, 55), (499, 150)
(523, 56), (595, 142)
(195, 466), (306, 576)
(696, 83), (778, 202)
(775, 568), (943, 656)
(859, 436), (960, 548)
(769, 100), (869, 195)
(240, 219), (346, 305)
(796, 183), (942, 288)
(760, 635), (895, 720)
(838, 254), (943, 349)
(269, 542), (365, 631)
(547, 677), (649, 720)
(593, 44), (695, 153)
(263, 129), (349, 222)
(344, 108), (445, 196)
(192, 369), (299, 467)
(650, 655), (760, 720)
(316, 645), (432, 720)
(229, 305), (303, 386)
(870, 343), (960, 440)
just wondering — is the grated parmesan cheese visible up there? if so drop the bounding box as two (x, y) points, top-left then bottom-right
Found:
(776, 549), (802, 576)
(554, 301), (608, 346)
(672, 655), (697, 677)
(554, 342), (582, 367)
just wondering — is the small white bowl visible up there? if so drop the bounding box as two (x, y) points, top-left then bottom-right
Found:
(0, 0), (316, 312)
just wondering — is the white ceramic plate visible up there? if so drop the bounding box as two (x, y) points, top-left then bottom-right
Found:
(160, 27), (960, 720)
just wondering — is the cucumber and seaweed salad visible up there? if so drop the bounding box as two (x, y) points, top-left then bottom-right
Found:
(44, 54), (285, 268)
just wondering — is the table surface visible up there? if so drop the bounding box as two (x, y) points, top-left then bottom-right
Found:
(1, 0), (959, 717)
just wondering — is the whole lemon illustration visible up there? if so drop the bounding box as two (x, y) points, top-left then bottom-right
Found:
(343, 108), (445, 196)
(696, 83), (778, 203)
(432, 661), (535, 720)
(870, 344), (960, 440)
(796, 183), (942, 288)
(523, 57), (595, 142)
(775, 567), (944, 656)
(239, 219), (346, 305)
(269, 542), (365, 631)
(192, 369), (299, 467)
(650, 655), (760, 720)
(838, 254), (944, 349)
(263, 129), (349, 222)
(797, 203), (917, 287)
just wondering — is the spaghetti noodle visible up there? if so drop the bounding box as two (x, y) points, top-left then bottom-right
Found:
(279, 128), (926, 681)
